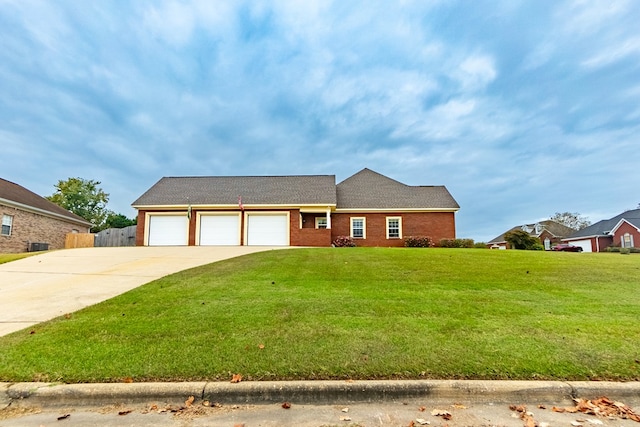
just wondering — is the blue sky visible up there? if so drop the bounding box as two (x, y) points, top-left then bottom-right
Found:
(1, 1), (639, 242)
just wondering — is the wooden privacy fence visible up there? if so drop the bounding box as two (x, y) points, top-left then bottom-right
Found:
(94, 225), (137, 247)
(65, 233), (95, 249)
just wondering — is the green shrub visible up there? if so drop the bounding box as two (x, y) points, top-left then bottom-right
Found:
(332, 236), (356, 247)
(473, 242), (488, 249)
(620, 248), (631, 255)
(404, 236), (433, 248)
(439, 238), (475, 248)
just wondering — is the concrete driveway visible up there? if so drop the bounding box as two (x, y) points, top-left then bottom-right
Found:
(0, 246), (283, 337)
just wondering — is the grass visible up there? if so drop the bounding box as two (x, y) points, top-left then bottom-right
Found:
(0, 248), (639, 383)
(0, 253), (37, 265)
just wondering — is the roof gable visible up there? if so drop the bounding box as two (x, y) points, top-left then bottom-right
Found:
(487, 220), (574, 244)
(132, 175), (337, 207)
(566, 209), (640, 239)
(0, 178), (92, 226)
(336, 168), (459, 210)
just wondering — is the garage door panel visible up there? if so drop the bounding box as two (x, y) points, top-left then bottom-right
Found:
(199, 215), (240, 246)
(247, 214), (288, 246)
(148, 215), (188, 246)
(568, 240), (592, 252)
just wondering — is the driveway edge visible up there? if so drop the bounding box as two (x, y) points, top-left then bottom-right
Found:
(4, 380), (638, 409)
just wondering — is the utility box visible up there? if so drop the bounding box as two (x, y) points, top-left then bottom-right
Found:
(29, 242), (49, 252)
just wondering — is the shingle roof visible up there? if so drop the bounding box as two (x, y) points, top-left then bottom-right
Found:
(487, 220), (575, 244)
(0, 178), (92, 226)
(336, 168), (459, 210)
(565, 209), (640, 239)
(132, 175), (337, 206)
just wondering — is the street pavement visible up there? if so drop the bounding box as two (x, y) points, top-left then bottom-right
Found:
(0, 246), (282, 336)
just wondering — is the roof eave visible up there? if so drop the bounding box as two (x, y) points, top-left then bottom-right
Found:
(0, 197), (93, 227)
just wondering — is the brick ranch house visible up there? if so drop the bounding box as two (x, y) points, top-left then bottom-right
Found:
(562, 208), (640, 252)
(1, 178), (92, 253)
(132, 168), (459, 247)
(487, 220), (574, 250)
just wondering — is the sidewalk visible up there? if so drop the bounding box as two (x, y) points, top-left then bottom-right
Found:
(2, 380), (639, 426)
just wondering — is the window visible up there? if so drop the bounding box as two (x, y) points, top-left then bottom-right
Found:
(1, 215), (13, 236)
(315, 217), (327, 229)
(350, 217), (365, 239)
(386, 217), (402, 239)
(622, 233), (634, 248)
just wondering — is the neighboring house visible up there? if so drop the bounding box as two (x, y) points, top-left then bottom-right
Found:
(0, 178), (93, 253)
(131, 168), (459, 247)
(562, 209), (640, 252)
(487, 220), (575, 250)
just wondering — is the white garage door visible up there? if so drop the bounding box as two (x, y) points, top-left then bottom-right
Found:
(199, 215), (240, 246)
(568, 240), (592, 252)
(148, 215), (188, 246)
(247, 214), (289, 246)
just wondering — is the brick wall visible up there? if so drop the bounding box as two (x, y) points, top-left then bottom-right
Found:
(614, 221), (640, 247)
(331, 212), (456, 247)
(1, 203), (90, 253)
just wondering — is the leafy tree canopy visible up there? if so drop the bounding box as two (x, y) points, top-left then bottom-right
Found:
(102, 212), (137, 230)
(504, 229), (542, 250)
(46, 178), (110, 232)
(550, 212), (591, 231)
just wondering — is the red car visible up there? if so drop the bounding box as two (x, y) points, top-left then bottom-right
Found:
(552, 244), (583, 252)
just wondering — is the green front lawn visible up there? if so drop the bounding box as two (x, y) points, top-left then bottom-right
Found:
(0, 253), (36, 265)
(0, 248), (638, 383)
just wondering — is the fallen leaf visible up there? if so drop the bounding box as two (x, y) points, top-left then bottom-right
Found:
(258, 344), (265, 349)
(415, 418), (430, 425)
(202, 400), (210, 407)
(57, 414), (71, 420)
(431, 409), (452, 420)
(571, 421), (583, 427)
(522, 413), (536, 427)
(185, 396), (195, 407)
(282, 402), (291, 409)
(64, 313), (72, 319)
(340, 416), (352, 421)
(587, 419), (604, 425)
(418, 406), (426, 412)
(452, 403), (467, 409)
(341, 407), (349, 413)
(118, 410), (132, 416)
(538, 404), (547, 410)
(408, 421), (415, 427)
(231, 373), (243, 383)
(123, 377), (134, 383)
(234, 424), (245, 427)
(149, 404), (158, 411)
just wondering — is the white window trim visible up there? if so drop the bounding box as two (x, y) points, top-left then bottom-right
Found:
(315, 217), (328, 229)
(350, 217), (366, 239)
(622, 233), (634, 248)
(386, 216), (402, 239)
(1, 214), (13, 236)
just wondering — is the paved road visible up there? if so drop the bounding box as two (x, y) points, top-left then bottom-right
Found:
(2, 396), (639, 426)
(0, 246), (283, 336)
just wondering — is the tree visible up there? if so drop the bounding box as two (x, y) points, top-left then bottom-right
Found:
(549, 212), (591, 231)
(101, 212), (137, 230)
(46, 178), (109, 232)
(504, 229), (541, 250)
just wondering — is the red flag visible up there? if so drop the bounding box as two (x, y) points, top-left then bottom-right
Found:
(238, 195), (244, 211)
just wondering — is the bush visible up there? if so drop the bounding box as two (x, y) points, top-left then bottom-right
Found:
(474, 242), (488, 249)
(438, 238), (475, 248)
(620, 248), (631, 255)
(404, 236), (433, 248)
(332, 236), (356, 247)
(504, 230), (541, 250)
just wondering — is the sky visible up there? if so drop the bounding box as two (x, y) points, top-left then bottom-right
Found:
(1, 1), (639, 242)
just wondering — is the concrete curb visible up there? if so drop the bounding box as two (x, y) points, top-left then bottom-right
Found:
(3, 380), (639, 409)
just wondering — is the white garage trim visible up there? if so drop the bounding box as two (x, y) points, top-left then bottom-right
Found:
(145, 213), (189, 246)
(245, 212), (290, 246)
(196, 213), (241, 246)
